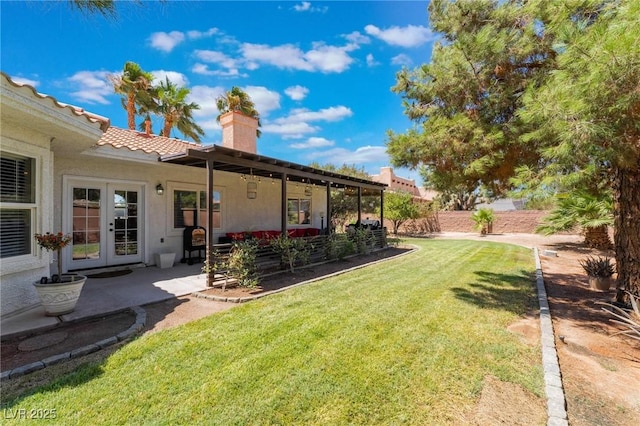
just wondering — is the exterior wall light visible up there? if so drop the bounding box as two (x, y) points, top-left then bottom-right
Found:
(156, 183), (164, 195)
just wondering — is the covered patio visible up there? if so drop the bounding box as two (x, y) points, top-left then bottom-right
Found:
(161, 145), (388, 286)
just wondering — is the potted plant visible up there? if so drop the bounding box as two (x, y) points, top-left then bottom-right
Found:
(579, 255), (615, 291)
(33, 232), (87, 316)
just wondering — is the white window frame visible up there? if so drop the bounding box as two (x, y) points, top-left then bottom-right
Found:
(0, 146), (47, 275)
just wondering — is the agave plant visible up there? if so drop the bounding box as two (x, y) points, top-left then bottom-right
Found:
(597, 292), (640, 342)
(579, 256), (615, 277)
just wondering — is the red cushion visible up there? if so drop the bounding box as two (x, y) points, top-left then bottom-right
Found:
(227, 232), (244, 241)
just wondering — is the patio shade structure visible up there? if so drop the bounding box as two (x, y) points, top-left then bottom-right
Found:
(161, 144), (387, 285)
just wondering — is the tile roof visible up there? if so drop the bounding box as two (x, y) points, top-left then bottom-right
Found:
(97, 127), (206, 156)
(1, 72), (110, 132)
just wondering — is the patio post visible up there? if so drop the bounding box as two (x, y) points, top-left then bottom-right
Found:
(357, 186), (362, 224)
(325, 181), (331, 234)
(206, 158), (215, 287)
(380, 188), (384, 229)
(281, 173), (288, 235)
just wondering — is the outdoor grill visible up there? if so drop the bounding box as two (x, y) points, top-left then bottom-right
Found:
(182, 226), (206, 265)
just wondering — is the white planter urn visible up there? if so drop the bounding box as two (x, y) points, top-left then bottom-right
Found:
(33, 275), (87, 316)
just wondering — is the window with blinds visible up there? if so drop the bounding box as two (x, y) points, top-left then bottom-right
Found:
(0, 152), (36, 258)
(172, 189), (221, 230)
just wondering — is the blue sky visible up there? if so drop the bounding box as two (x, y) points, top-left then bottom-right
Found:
(1, 1), (435, 179)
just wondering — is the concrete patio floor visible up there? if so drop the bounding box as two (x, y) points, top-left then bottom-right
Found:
(1, 262), (208, 339)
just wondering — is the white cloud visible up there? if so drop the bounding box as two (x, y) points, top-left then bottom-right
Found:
(261, 121), (320, 139)
(364, 24), (433, 48)
(243, 86), (281, 116)
(308, 145), (388, 164)
(366, 53), (380, 67)
(198, 118), (222, 132)
(285, 85), (309, 101)
(149, 31), (185, 52)
(194, 50), (240, 70)
(187, 27), (219, 39)
(290, 137), (334, 149)
(294, 1), (311, 11)
(241, 42), (356, 73)
(293, 2), (328, 13)
(344, 31), (370, 45)
(151, 70), (188, 87)
(391, 53), (413, 66)
(192, 63), (245, 78)
(241, 43), (314, 71)
(189, 85), (225, 117)
(67, 70), (112, 105)
(278, 106), (352, 124)
(11, 76), (39, 87)
(305, 44), (354, 73)
(264, 105), (352, 138)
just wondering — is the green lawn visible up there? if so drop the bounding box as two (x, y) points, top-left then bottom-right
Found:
(2, 239), (543, 424)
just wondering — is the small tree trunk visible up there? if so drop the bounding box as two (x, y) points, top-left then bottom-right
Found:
(127, 94), (136, 130)
(613, 164), (640, 304)
(583, 225), (612, 250)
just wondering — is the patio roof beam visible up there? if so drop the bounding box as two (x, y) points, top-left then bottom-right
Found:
(162, 148), (386, 192)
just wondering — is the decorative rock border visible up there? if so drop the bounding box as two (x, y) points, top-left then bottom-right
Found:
(0, 306), (147, 381)
(534, 247), (569, 425)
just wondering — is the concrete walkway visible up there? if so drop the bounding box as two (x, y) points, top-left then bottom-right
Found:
(1, 262), (208, 339)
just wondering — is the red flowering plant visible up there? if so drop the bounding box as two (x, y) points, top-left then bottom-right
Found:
(34, 232), (72, 283)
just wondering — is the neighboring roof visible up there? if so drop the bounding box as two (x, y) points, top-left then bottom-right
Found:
(1, 72), (110, 132)
(97, 127), (205, 156)
(476, 198), (525, 211)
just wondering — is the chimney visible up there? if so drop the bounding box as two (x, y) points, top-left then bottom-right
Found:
(219, 111), (258, 154)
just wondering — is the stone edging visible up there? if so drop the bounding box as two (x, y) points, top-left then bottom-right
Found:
(1, 243), (570, 426)
(534, 247), (569, 426)
(0, 306), (147, 381)
(193, 245), (419, 303)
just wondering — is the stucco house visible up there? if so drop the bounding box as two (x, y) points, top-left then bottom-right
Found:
(1, 72), (386, 317)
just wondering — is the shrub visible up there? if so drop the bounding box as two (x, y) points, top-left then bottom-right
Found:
(353, 228), (376, 254)
(228, 240), (260, 288)
(269, 234), (312, 273)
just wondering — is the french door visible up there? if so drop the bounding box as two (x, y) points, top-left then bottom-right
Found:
(65, 178), (144, 271)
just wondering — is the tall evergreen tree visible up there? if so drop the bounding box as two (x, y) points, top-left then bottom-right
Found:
(388, 0), (640, 301)
(521, 0), (640, 302)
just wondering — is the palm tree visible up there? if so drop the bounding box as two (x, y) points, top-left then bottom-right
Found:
(155, 77), (204, 143)
(109, 62), (155, 130)
(69, 0), (116, 18)
(536, 192), (614, 249)
(216, 86), (261, 137)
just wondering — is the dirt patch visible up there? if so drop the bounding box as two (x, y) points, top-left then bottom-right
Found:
(538, 243), (640, 425)
(469, 375), (547, 425)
